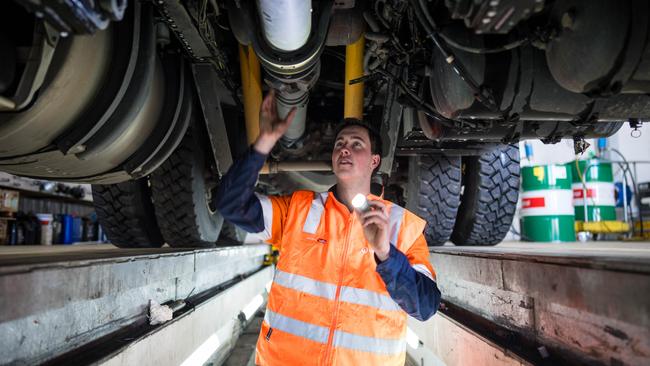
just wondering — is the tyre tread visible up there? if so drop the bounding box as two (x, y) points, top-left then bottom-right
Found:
(92, 180), (163, 248)
(451, 144), (520, 246)
(150, 132), (221, 247)
(408, 155), (462, 246)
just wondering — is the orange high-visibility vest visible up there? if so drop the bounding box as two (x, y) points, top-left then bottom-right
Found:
(255, 190), (436, 366)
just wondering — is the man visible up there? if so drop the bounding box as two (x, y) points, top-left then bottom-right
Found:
(215, 91), (441, 365)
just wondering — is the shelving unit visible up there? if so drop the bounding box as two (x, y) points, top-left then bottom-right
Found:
(0, 172), (92, 204)
(0, 173), (100, 246)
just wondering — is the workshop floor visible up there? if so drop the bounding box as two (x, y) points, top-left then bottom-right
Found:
(2, 241), (649, 267)
(433, 240), (650, 274)
(439, 240), (650, 258)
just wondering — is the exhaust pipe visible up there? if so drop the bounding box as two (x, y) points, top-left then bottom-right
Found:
(257, 0), (318, 148)
(258, 0), (311, 52)
(235, 0), (334, 151)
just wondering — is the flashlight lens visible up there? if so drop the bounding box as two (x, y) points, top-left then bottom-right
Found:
(351, 194), (367, 209)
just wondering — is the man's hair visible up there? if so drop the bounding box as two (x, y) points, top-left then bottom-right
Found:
(334, 118), (382, 156)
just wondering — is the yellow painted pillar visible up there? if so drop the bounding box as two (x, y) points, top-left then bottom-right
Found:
(344, 36), (365, 120)
(239, 44), (263, 144)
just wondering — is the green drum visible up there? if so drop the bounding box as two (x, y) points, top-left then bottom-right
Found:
(521, 165), (575, 242)
(571, 159), (616, 222)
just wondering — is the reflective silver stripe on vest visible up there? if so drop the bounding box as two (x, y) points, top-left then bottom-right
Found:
(389, 204), (404, 245)
(273, 269), (337, 300)
(339, 286), (400, 311)
(333, 330), (406, 355)
(264, 310), (406, 356)
(264, 309), (330, 344)
(273, 269), (400, 312)
(303, 192), (328, 234)
(254, 193), (273, 241)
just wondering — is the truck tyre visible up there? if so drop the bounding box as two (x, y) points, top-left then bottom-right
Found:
(150, 126), (224, 247)
(451, 144), (520, 246)
(92, 180), (163, 248)
(407, 155), (462, 246)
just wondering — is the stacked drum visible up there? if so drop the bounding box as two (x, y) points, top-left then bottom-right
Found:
(520, 164), (575, 242)
(571, 159), (617, 222)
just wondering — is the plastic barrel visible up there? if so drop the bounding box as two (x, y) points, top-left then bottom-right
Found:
(72, 217), (83, 243)
(61, 214), (74, 244)
(521, 165), (575, 242)
(571, 159), (616, 221)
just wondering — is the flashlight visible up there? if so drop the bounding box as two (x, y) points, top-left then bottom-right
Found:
(352, 193), (371, 213)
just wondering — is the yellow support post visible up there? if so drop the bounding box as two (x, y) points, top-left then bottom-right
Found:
(239, 44), (263, 145)
(344, 36), (365, 120)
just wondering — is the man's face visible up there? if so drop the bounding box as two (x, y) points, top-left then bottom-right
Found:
(331, 125), (380, 182)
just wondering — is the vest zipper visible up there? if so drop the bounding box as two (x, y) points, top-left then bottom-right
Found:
(324, 214), (353, 366)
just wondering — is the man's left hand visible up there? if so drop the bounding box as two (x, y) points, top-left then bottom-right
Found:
(356, 198), (391, 262)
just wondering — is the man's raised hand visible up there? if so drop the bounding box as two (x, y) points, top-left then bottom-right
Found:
(254, 90), (297, 154)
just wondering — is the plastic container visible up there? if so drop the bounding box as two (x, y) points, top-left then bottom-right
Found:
(571, 159), (616, 221)
(36, 213), (53, 245)
(520, 164), (575, 242)
(72, 216), (83, 243)
(61, 214), (74, 244)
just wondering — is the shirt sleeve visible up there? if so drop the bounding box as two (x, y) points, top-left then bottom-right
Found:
(375, 234), (441, 321)
(214, 147), (291, 248)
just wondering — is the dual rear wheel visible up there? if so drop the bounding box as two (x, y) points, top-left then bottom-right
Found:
(92, 124), (240, 248)
(406, 144), (520, 246)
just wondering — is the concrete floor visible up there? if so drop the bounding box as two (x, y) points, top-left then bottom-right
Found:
(433, 241), (650, 273)
(2, 240), (649, 254)
(2, 241), (649, 365)
(2, 240), (649, 275)
(0, 243), (192, 267)
(426, 240), (650, 365)
(440, 240), (650, 259)
(0, 244), (270, 365)
(0, 243), (118, 255)
(1, 240), (649, 260)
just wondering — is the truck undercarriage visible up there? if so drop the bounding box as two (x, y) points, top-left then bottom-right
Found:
(1, 0), (648, 247)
